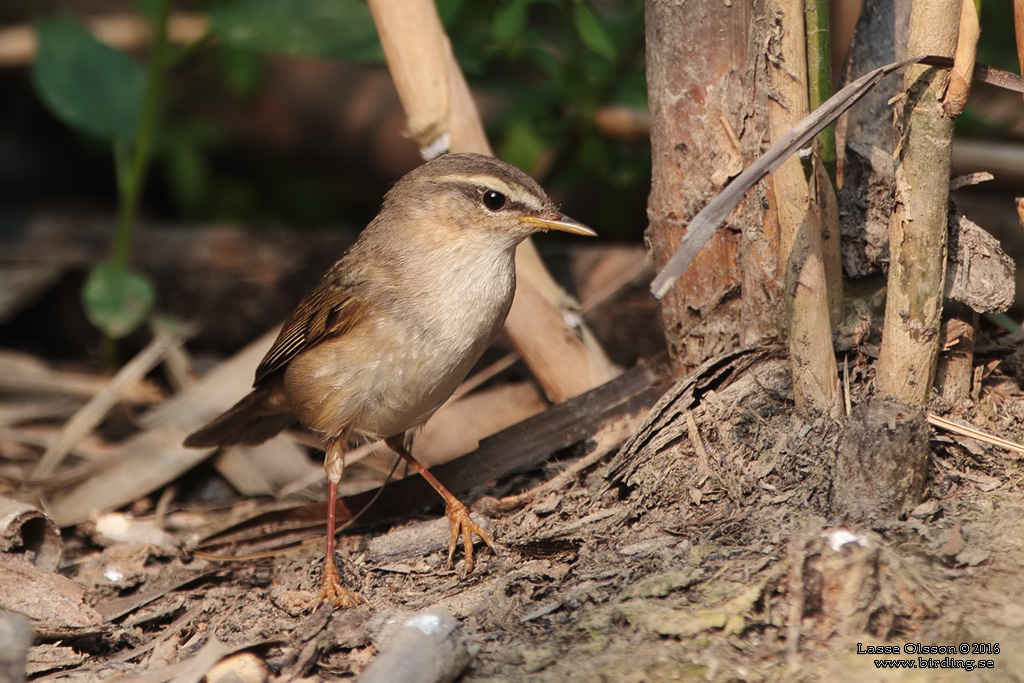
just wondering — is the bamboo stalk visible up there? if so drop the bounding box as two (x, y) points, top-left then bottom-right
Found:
(934, 305), (978, 403)
(806, 0), (844, 329)
(935, 2), (981, 402)
(367, 0), (618, 403)
(767, 0), (838, 416)
(806, 0), (836, 176)
(366, 1), (449, 151)
(876, 0), (960, 404)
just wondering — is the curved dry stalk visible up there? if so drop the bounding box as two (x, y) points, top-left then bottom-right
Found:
(943, 0), (981, 117)
(367, 0), (618, 403)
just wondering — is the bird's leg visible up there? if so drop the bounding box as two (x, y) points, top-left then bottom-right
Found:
(384, 436), (496, 572)
(320, 438), (362, 607)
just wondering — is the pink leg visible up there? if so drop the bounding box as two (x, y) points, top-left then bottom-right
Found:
(319, 440), (362, 607)
(385, 436), (496, 572)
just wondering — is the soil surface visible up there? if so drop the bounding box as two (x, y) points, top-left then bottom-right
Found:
(16, 343), (1024, 681)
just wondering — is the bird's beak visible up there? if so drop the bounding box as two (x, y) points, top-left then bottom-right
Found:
(520, 213), (597, 237)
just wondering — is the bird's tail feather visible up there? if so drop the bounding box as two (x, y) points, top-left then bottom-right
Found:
(184, 389), (296, 448)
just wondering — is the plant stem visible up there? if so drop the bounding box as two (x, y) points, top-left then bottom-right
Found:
(767, 0), (838, 417)
(112, 0), (170, 269)
(876, 0), (960, 404)
(805, 0), (843, 327)
(805, 0), (835, 180)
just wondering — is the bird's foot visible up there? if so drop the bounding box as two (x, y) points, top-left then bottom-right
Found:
(319, 558), (363, 608)
(444, 498), (496, 573)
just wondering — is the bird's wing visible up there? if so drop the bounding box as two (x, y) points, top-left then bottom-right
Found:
(254, 280), (367, 385)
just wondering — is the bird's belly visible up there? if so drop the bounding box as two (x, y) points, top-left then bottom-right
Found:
(282, 313), (499, 441)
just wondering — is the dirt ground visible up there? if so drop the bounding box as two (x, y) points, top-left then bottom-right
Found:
(14, 338), (1024, 681)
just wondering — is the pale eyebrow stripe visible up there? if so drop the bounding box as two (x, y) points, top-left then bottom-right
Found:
(429, 174), (547, 212)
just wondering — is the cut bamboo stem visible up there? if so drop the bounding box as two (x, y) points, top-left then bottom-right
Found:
(767, 0), (838, 416)
(935, 304), (978, 404)
(806, 0), (844, 331)
(877, 0), (960, 404)
(367, 0), (618, 403)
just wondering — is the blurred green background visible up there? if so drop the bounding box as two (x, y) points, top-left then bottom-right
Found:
(1, 0), (651, 238)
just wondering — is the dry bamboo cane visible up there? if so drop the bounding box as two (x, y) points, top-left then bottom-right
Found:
(766, 0), (838, 416)
(876, 0), (960, 404)
(367, 0), (618, 403)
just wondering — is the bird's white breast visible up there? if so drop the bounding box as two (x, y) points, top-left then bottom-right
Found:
(284, 238), (517, 441)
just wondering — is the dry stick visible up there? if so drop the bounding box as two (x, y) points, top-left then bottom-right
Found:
(358, 608), (472, 683)
(0, 352), (161, 404)
(366, 0), (617, 404)
(926, 413), (1024, 457)
(494, 414), (638, 512)
(876, 0), (961, 405)
(31, 330), (179, 479)
(1015, 0), (1024, 104)
(366, 1), (448, 151)
(766, 0), (838, 417)
(842, 355), (852, 417)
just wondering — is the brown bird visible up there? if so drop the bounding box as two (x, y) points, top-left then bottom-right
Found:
(184, 153), (595, 605)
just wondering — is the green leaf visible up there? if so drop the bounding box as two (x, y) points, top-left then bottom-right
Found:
(82, 262), (155, 339)
(572, 2), (616, 61)
(32, 17), (145, 142)
(210, 0), (382, 62)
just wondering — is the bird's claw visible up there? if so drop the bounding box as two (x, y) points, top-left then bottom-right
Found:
(444, 499), (496, 572)
(319, 559), (363, 608)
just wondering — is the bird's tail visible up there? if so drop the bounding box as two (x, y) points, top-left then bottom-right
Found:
(184, 388), (296, 448)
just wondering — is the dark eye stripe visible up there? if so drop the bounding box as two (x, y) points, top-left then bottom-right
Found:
(444, 181), (541, 214)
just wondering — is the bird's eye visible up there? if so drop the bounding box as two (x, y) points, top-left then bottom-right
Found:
(482, 189), (507, 211)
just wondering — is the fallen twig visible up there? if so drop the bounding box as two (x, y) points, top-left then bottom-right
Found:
(926, 413), (1024, 458)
